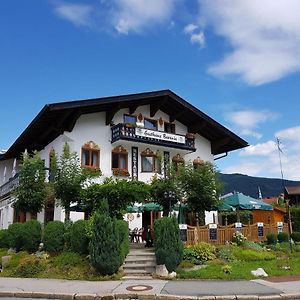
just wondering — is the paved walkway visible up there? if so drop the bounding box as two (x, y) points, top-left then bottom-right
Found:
(0, 277), (299, 299)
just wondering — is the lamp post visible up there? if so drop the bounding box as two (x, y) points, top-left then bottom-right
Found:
(164, 190), (176, 217)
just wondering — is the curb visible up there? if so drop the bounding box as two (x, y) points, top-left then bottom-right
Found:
(0, 292), (300, 300)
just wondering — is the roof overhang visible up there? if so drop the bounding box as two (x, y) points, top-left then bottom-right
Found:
(0, 90), (248, 160)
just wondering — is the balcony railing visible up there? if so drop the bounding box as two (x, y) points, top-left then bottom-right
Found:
(111, 123), (195, 151)
(0, 174), (19, 198)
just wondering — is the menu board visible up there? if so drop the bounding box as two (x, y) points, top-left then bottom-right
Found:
(257, 222), (264, 237)
(209, 224), (217, 241)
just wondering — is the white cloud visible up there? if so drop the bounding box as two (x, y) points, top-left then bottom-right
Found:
(240, 141), (277, 157)
(184, 23), (205, 48)
(225, 109), (278, 139)
(54, 3), (93, 27)
(184, 23), (198, 34)
(200, 0), (300, 85)
(113, 0), (175, 34)
(224, 125), (300, 180)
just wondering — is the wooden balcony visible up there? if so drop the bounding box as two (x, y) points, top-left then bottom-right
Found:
(0, 174), (19, 198)
(111, 123), (195, 151)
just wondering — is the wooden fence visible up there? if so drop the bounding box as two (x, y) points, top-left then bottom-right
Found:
(186, 223), (288, 245)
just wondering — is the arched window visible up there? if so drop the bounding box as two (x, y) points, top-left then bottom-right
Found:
(81, 141), (100, 169)
(112, 145), (129, 176)
(141, 148), (157, 172)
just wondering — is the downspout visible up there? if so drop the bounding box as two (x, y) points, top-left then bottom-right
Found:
(213, 152), (228, 161)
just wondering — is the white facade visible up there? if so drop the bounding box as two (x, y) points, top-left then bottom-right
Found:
(0, 92), (245, 229)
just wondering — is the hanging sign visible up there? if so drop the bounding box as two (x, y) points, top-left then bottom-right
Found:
(179, 224), (187, 241)
(209, 223), (217, 241)
(277, 221), (283, 233)
(257, 222), (264, 237)
(135, 128), (186, 144)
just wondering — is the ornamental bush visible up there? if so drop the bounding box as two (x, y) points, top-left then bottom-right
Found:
(190, 242), (216, 261)
(0, 229), (9, 248)
(291, 207), (300, 232)
(291, 231), (300, 242)
(278, 232), (289, 243)
(89, 202), (122, 275)
(22, 220), (42, 253)
(266, 233), (278, 245)
(70, 220), (89, 254)
(43, 221), (64, 252)
(7, 223), (24, 251)
(154, 217), (183, 272)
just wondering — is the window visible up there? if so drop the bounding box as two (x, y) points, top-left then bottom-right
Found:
(164, 122), (175, 134)
(112, 145), (128, 169)
(81, 141), (100, 169)
(141, 148), (157, 172)
(144, 118), (157, 130)
(124, 114), (137, 125)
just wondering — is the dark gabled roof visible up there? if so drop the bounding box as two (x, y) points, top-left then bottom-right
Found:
(285, 186), (300, 195)
(0, 89), (248, 160)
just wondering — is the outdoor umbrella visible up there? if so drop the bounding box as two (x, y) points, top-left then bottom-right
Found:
(223, 193), (273, 210)
(217, 202), (236, 212)
(177, 203), (187, 224)
(126, 204), (141, 213)
(140, 202), (162, 211)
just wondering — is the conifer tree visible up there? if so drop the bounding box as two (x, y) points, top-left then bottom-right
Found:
(90, 200), (121, 275)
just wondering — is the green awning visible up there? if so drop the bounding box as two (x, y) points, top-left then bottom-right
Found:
(140, 202), (163, 211)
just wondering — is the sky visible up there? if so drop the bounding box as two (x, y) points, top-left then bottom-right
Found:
(1, 0), (300, 181)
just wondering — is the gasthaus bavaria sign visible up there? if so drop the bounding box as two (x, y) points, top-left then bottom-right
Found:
(135, 128), (186, 144)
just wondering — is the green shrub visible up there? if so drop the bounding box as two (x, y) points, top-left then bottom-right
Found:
(278, 232), (289, 243)
(266, 233), (278, 245)
(22, 220), (42, 253)
(291, 207), (300, 232)
(54, 251), (84, 268)
(232, 231), (247, 246)
(217, 246), (235, 262)
(291, 232), (300, 242)
(43, 221), (64, 252)
(90, 203), (121, 275)
(7, 223), (24, 251)
(115, 219), (129, 264)
(190, 242), (216, 261)
(154, 217), (183, 272)
(178, 260), (194, 269)
(12, 256), (45, 277)
(70, 220), (89, 254)
(0, 229), (9, 248)
(63, 221), (73, 251)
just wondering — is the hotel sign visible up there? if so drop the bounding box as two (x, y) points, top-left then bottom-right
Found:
(135, 128), (186, 144)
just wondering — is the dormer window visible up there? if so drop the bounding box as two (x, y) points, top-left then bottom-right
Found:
(144, 118), (157, 130)
(124, 114), (136, 125)
(164, 122), (175, 134)
(81, 141), (100, 169)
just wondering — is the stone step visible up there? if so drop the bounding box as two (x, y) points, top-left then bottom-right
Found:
(122, 275), (153, 280)
(125, 257), (156, 264)
(123, 262), (156, 269)
(123, 268), (155, 275)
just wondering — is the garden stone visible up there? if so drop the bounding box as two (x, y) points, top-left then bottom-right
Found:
(169, 271), (177, 278)
(155, 264), (168, 277)
(251, 267), (268, 277)
(1, 256), (11, 268)
(7, 248), (15, 254)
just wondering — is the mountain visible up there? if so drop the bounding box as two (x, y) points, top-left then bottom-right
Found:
(219, 173), (300, 199)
